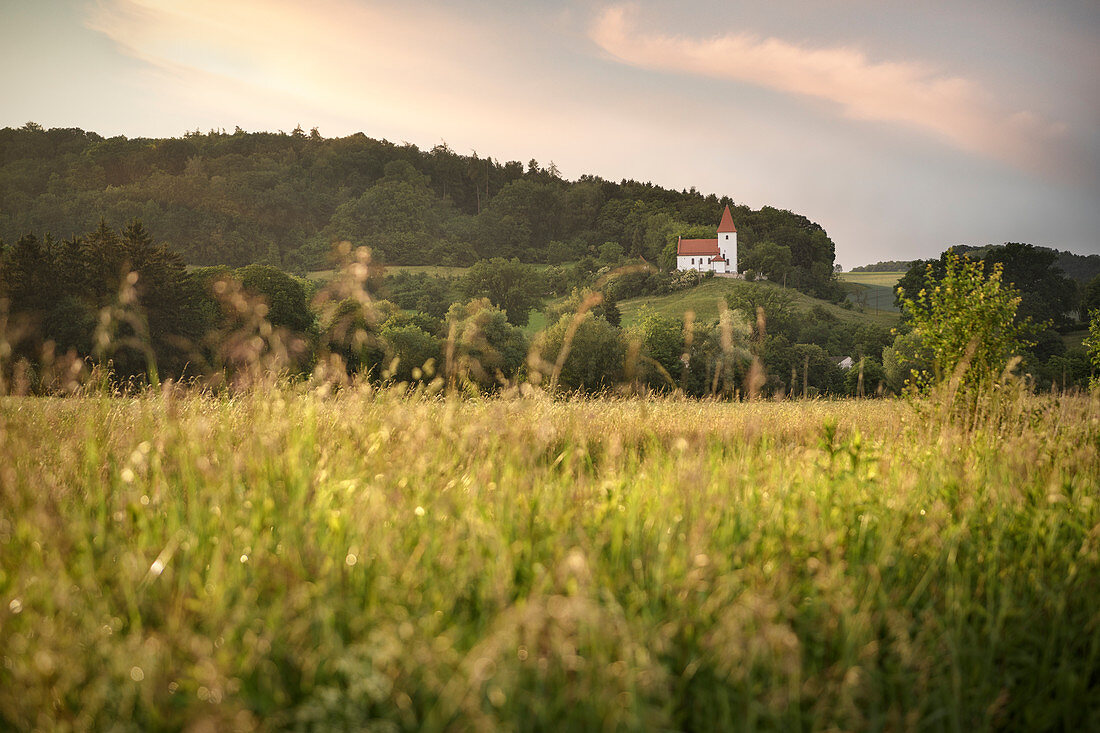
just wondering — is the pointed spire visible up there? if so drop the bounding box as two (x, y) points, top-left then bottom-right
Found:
(717, 205), (736, 233)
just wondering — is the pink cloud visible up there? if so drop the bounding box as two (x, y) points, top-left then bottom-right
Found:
(84, 0), (523, 140)
(590, 6), (1068, 175)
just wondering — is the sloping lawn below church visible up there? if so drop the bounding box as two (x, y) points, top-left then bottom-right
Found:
(617, 278), (901, 329)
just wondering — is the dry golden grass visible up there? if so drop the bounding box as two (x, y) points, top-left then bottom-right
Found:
(1, 386), (1097, 730)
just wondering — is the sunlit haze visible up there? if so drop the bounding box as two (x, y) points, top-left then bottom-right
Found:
(2, 0), (1097, 267)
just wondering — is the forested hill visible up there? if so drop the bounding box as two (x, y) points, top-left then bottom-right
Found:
(0, 123), (839, 297)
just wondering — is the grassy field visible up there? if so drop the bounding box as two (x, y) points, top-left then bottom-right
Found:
(837, 272), (906, 314)
(1063, 328), (1089, 350)
(618, 278), (901, 328)
(1, 388), (1097, 730)
(838, 271), (908, 287)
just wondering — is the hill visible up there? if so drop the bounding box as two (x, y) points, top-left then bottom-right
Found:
(950, 244), (1100, 283)
(849, 260), (917, 272)
(0, 123), (841, 298)
(619, 277), (899, 331)
(837, 271), (905, 313)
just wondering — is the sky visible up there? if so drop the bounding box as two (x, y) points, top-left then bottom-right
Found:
(2, 0), (1098, 268)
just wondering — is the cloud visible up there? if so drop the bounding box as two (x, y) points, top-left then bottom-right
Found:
(590, 5), (1070, 176)
(83, 0), (533, 141)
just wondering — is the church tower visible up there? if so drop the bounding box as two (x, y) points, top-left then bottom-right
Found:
(717, 205), (737, 273)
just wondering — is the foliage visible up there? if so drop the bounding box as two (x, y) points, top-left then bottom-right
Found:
(898, 250), (1034, 389)
(628, 308), (684, 391)
(384, 271), (459, 319)
(0, 221), (212, 383)
(881, 330), (934, 393)
(444, 298), (529, 387)
(850, 259), (918, 272)
(0, 124), (841, 294)
(460, 258), (544, 326)
(235, 264), (313, 333)
(378, 320), (440, 383)
(739, 240), (792, 282)
(1081, 274), (1100, 321)
(843, 356), (887, 396)
(535, 312), (625, 392)
(725, 282), (796, 339)
(1083, 309), (1100, 387)
(896, 243), (1076, 327)
(759, 337), (845, 396)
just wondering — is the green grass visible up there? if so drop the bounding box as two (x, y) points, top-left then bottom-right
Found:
(618, 278), (901, 328)
(523, 308), (549, 336)
(1062, 328), (1088, 350)
(834, 273), (906, 314)
(838, 271), (907, 287)
(1, 388), (1098, 730)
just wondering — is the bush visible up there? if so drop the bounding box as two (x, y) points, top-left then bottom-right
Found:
(235, 264), (313, 333)
(534, 312), (625, 392)
(898, 250), (1035, 390)
(444, 299), (529, 387)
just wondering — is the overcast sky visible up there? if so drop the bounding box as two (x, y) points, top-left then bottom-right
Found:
(2, 0), (1098, 267)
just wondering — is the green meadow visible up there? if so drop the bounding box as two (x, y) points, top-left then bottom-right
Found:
(618, 277), (901, 328)
(837, 271), (907, 287)
(2, 387), (1097, 730)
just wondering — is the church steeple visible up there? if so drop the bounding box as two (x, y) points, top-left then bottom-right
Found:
(717, 205), (737, 274)
(717, 205), (736, 233)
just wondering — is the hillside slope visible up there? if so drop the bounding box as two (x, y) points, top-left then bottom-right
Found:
(0, 124), (839, 297)
(619, 277), (899, 330)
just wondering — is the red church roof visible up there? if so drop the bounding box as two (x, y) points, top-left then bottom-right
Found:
(677, 238), (719, 256)
(717, 205), (736, 233)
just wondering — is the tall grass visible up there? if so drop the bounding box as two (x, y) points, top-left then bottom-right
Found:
(1, 387), (1097, 730)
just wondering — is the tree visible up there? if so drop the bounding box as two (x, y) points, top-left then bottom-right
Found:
(1081, 274), (1100, 321)
(898, 250), (1034, 389)
(844, 356), (886, 396)
(235, 264), (313, 333)
(379, 321), (441, 382)
(882, 331), (934, 393)
(535, 312), (625, 392)
(741, 241), (792, 282)
(630, 308), (684, 391)
(598, 241), (624, 263)
(983, 242), (1075, 327)
(460, 258), (543, 326)
(1083, 310), (1100, 388)
(444, 298), (528, 387)
(725, 282), (795, 339)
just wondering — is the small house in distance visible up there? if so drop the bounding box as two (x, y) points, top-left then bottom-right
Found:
(676, 205), (738, 274)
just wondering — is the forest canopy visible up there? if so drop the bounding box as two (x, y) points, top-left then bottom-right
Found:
(0, 123), (840, 298)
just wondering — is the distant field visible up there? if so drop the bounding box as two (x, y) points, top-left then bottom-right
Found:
(2, 390), (1096, 729)
(837, 272), (905, 314)
(617, 277), (901, 328)
(1062, 328), (1088, 349)
(838, 271), (907, 287)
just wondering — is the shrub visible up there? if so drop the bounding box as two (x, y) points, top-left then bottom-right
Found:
(898, 250), (1035, 390)
(534, 312), (625, 392)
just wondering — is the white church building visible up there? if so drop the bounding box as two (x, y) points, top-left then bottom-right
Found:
(676, 205), (738, 274)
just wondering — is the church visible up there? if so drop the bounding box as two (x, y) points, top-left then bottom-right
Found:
(676, 205), (738, 274)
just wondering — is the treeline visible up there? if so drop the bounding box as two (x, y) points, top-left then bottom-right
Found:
(849, 260), (916, 272)
(890, 243), (1095, 390)
(949, 244), (1100, 283)
(0, 123), (840, 299)
(5, 222), (1090, 396)
(1, 221), (882, 396)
